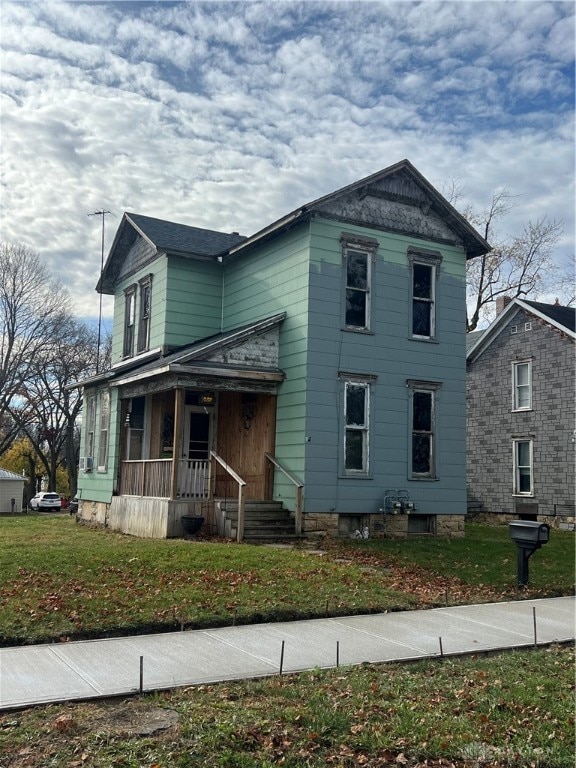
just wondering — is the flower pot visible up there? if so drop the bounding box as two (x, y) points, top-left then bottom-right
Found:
(181, 516), (204, 536)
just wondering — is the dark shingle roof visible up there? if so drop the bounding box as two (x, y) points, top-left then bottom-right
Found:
(523, 300), (575, 333)
(127, 212), (246, 258)
(466, 330), (485, 351)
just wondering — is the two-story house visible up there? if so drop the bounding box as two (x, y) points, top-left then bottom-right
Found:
(75, 159), (490, 540)
(466, 297), (575, 529)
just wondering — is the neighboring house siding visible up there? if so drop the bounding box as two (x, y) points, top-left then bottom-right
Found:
(222, 227), (311, 498)
(305, 218), (468, 516)
(467, 307), (575, 516)
(164, 256), (223, 349)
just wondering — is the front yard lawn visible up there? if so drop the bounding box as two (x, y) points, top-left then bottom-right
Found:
(1, 516), (573, 646)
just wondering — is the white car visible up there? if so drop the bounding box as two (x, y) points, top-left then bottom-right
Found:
(29, 492), (62, 512)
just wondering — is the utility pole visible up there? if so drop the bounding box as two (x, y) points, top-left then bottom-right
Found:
(87, 210), (111, 374)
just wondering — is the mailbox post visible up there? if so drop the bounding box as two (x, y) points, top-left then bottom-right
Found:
(508, 520), (550, 586)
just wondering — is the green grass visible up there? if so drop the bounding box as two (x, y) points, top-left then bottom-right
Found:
(331, 522), (575, 594)
(1, 645), (573, 767)
(0, 515), (573, 646)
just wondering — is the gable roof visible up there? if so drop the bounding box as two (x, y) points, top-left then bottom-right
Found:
(467, 298), (576, 362)
(522, 299), (575, 333)
(98, 213), (246, 293)
(228, 159), (491, 261)
(98, 159), (490, 294)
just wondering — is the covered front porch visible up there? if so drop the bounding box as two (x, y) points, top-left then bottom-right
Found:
(114, 386), (302, 540)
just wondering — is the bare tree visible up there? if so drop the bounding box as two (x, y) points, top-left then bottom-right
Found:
(9, 318), (101, 494)
(460, 192), (564, 331)
(0, 242), (71, 427)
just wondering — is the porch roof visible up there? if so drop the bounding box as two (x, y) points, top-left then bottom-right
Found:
(78, 313), (287, 391)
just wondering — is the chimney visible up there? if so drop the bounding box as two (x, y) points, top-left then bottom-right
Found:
(496, 296), (512, 315)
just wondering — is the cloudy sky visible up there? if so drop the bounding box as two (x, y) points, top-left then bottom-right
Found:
(1, 0), (574, 327)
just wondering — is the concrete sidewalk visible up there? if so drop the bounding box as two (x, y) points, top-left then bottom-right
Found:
(1, 596), (573, 711)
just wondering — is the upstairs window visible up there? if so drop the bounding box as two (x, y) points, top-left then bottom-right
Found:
(123, 286), (136, 358)
(137, 275), (153, 353)
(513, 361), (532, 411)
(341, 234), (378, 331)
(408, 250), (442, 340)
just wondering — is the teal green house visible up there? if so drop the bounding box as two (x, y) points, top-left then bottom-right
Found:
(76, 160), (489, 540)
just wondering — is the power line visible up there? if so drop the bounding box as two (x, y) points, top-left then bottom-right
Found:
(87, 210), (112, 374)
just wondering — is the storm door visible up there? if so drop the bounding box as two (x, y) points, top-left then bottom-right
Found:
(179, 407), (213, 498)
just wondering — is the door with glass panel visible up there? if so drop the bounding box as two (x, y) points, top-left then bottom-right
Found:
(180, 408), (212, 498)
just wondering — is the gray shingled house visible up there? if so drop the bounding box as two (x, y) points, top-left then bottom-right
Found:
(466, 297), (575, 529)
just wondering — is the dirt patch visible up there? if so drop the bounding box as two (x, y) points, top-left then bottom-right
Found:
(46, 699), (180, 739)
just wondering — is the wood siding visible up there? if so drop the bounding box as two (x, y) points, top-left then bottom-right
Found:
(215, 392), (276, 500)
(304, 217), (468, 516)
(222, 227), (310, 503)
(164, 256), (222, 348)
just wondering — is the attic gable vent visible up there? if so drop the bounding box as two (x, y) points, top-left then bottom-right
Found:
(510, 325), (518, 334)
(525, 322), (532, 331)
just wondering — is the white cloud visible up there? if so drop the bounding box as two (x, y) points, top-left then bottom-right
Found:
(0, 0), (573, 322)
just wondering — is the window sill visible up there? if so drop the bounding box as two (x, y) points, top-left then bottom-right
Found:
(409, 476), (439, 482)
(339, 473), (373, 480)
(409, 336), (438, 344)
(342, 327), (375, 335)
(512, 493), (534, 498)
(512, 408), (533, 413)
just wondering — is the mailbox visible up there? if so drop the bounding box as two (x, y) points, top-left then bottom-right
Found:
(509, 520), (550, 545)
(508, 520), (550, 586)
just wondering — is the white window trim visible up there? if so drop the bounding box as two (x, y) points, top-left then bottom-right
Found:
(86, 395), (96, 463)
(123, 285), (137, 358)
(512, 360), (532, 412)
(137, 274), (153, 354)
(408, 250), (442, 341)
(97, 389), (110, 472)
(339, 371), (377, 477)
(513, 439), (534, 496)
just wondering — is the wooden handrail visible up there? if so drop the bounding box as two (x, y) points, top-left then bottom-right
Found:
(265, 452), (304, 536)
(210, 451), (246, 542)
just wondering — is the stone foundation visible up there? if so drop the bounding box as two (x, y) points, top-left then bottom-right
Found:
(303, 512), (466, 539)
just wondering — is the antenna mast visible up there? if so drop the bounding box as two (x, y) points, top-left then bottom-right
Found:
(88, 210), (111, 374)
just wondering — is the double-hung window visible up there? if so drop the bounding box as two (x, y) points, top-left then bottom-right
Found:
(137, 275), (152, 353)
(513, 361), (532, 410)
(408, 250), (442, 340)
(341, 375), (374, 475)
(341, 234), (378, 331)
(407, 380), (442, 478)
(97, 389), (110, 471)
(123, 286), (136, 358)
(513, 440), (533, 495)
(85, 394), (96, 463)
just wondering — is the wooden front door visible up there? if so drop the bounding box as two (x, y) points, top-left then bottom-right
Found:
(215, 392), (276, 499)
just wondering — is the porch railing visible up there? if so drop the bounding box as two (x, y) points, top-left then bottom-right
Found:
(265, 453), (304, 535)
(119, 459), (172, 498)
(177, 459), (210, 499)
(210, 451), (246, 543)
(119, 459), (210, 499)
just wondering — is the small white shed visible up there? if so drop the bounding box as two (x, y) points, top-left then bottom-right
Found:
(0, 468), (25, 514)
